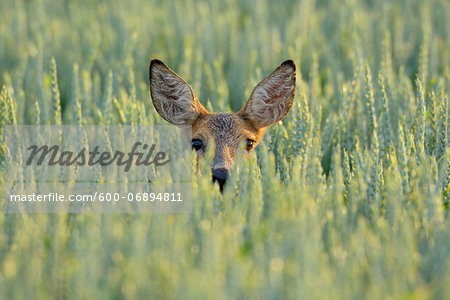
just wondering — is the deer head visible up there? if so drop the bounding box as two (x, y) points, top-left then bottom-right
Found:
(149, 59), (296, 192)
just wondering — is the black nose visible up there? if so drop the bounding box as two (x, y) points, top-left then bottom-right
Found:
(212, 168), (229, 193)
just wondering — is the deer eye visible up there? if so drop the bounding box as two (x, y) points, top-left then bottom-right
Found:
(246, 139), (255, 151)
(191, 139), (203, 151)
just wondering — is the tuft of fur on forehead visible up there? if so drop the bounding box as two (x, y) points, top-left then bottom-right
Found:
(238, 60), (296, 129)
(208, 114), (239, 137)
(192, 113), (262, 146)
(149, 59), (208, 125)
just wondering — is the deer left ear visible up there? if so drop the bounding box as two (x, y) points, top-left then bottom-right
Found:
(149, 59), (209, 125)
(238, 60), (296, 129)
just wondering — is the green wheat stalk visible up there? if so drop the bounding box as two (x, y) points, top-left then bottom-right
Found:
(50, 57), (62, 125)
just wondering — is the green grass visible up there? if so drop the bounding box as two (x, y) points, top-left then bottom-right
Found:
(0, 0), (449, 298)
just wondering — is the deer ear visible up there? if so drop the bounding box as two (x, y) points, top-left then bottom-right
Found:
(238, 60), (296, 129)
(149, 59), (208, 125)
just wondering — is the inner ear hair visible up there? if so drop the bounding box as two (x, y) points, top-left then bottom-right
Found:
(149, 59), (209, 125)
(238, 60), (296, 129)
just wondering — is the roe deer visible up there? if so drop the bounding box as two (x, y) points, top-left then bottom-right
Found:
(149, 59), (296, 192)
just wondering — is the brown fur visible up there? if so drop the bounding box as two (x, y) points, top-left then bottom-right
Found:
(191, 113), (264, 171)
(149, 59), (296, 190)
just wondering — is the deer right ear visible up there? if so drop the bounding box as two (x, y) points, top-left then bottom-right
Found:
(238, 60), (296, 129)
(149, 59), (208, 125)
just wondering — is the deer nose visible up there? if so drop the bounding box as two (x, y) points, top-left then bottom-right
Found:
(212, 168), (229, 193)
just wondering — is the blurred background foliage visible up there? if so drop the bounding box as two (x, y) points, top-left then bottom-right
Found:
(0, 0), (449, 299)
